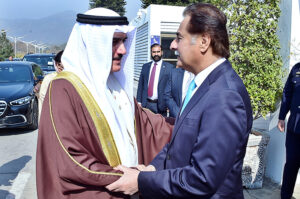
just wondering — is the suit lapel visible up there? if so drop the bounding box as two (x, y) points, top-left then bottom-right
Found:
(169, 61), (232, 146)
(144, 62), (152, 85)
(170, 80), (210, 144)
(177, 69), (184, 103)
(158, 61), (166, 84)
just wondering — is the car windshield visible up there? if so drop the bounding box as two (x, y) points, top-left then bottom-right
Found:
(23, 55), (54, 68)
(0, 65), (31, 83)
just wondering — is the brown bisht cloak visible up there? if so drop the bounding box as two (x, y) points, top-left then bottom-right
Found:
(36, 72), (173, 199)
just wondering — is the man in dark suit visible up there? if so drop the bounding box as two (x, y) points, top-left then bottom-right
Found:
(277, 62), (300, 199)
(136, 44), (174, 116)
(164, 67), (194, 117)
(107, 3), (253, 199)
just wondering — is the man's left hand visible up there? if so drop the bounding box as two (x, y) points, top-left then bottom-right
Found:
(106, 165), (139, 195)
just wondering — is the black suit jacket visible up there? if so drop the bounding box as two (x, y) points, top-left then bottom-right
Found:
(136, 61), (174, 113)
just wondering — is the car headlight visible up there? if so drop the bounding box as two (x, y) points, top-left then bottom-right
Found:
(10, 96), (33, 106)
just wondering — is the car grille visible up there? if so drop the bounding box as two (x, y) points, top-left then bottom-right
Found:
(0, 101), (7, 116)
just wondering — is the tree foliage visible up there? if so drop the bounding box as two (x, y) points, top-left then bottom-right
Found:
(204, 0), (284, 119)
(141, 0), (199, 8)
(0, 30), (14, 61)
(89, 0), (126, 16)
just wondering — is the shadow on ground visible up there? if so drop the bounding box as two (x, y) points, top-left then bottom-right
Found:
(0, 156), (32, 186)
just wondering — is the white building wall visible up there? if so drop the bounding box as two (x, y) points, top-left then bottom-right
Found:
(290, 0), (300, 66)
(130, 5), (185, 85)
(134, 4), (185, 61)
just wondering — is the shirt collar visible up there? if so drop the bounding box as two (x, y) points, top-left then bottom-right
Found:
(153, 59), (162, 65)
(194, 58), (226, 88)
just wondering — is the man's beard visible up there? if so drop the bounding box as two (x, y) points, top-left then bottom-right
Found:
(152, 55), (162, 62)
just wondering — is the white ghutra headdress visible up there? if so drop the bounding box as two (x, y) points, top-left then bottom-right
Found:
(62, 8), (137, 167)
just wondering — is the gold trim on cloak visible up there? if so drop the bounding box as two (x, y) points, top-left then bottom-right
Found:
(49, 71), (122, 176)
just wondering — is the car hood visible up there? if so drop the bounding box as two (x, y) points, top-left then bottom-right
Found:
(0, 82), (33, 102)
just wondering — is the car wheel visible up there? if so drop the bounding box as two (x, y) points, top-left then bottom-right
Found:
(28, 99), (38, 130)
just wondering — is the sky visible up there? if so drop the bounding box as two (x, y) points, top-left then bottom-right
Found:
(0, 0), (142, 21)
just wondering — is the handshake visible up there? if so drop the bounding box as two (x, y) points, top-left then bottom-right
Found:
(106, 164), (156, 195)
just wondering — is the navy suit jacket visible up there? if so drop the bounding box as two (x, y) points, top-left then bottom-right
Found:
(164, 68), (185, 117)
(137, 61), (174, 113)
(279, 62), (300, 134)
(138, 60), (253, 199)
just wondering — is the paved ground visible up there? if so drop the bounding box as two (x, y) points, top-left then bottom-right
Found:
(0, 129), (37, 199)
(244, 177), (300, 199)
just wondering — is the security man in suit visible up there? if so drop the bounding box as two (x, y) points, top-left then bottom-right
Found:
(164, 67), (194, 117)
(278, 62), (300, 199)
(136, 44), (174, 116)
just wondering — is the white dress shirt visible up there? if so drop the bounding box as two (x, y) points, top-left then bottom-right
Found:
(182, 70), (195, 102)
(192, 58), (226, 97)
(147, 59), (162, 100)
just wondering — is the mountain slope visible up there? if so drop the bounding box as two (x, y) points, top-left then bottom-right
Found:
(0, 10), (77, 45)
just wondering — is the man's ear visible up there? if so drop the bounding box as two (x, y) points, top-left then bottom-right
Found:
(199, 34), (211, 53)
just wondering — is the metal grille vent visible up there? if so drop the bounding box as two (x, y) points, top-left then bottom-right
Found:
(160, 21), (180, 32)
(134, 22), (149, 81)
(0, 101), (7, 116)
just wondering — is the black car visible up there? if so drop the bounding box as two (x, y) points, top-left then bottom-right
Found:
(23, 53), (55, 75)
(0, 61), (43, 129)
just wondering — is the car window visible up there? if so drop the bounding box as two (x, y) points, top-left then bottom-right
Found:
(23, 55), (54, 67)
(0, 65), (32, 83)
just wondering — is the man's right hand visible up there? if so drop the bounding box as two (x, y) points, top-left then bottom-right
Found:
(136, 164), (156, 172)
(277, 120), (285, 132)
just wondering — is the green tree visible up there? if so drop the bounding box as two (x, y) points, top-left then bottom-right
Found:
(204, 0), (284, 119)
(0, 30), (14, 61)
(141, 0), (199, 8)
(89, 0), (126, 16)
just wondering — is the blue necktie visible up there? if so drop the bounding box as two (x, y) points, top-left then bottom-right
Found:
(180, 79), (196, 115)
